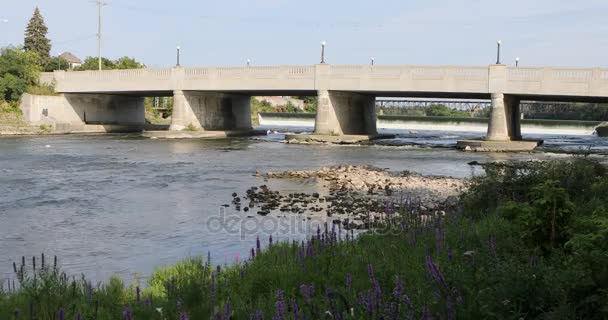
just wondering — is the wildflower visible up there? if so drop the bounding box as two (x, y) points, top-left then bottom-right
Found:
(393, 275), (403, 300)
(269, 234), (273, 246)
(256, 236), (261, 253)
(136, 286), (141, 303)
(224, 303), (231, 318)
(251, 247), (255, 259)
(123, 306), (132, 320)
(300, 284), (313, 303)
(180, 311), (187, 320)
(530, 254), (537, 267)
(447, 247), (453, 262)
(276, 289), (286, 320)
(58, 308), (64, 320)
(346, 272), (352, 290)
(421, 306), (432, 320)
(426, 254), (448, 292)
(291, 298), (300, 320)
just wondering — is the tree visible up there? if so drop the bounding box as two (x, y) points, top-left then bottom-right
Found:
(0, 47), (40, 102)
(76, 56), (145, 71)
(114, 56), (145, 69)
(24, 7), (51, 69)
(45, 56), (69, 72)
(77, 57), (116, 71)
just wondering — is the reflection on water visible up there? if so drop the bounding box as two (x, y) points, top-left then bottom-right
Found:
(0, 129), (606, 282)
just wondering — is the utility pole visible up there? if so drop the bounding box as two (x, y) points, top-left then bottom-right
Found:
(91, 1), (108, 71)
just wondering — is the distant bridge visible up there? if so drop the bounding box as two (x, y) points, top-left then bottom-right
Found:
(39, 64), (608, 141)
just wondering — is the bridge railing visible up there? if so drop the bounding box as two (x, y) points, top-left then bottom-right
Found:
(328, 65), (489, 93)
(506, 67), (608, 97)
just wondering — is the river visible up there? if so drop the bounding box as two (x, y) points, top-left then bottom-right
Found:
(1, 128), (606, 284)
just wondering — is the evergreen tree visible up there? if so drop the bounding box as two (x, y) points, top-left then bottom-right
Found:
(24, 7), (51, 69)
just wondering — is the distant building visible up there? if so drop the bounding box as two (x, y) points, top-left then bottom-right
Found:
(59, 52), (82, 70)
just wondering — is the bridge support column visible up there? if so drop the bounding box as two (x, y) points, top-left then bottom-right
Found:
(169, 91), (252, 131)
(313, 90), (377, 135)
(486, 93), (521, 141)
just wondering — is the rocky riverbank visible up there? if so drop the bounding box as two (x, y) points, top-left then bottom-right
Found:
(229, 165), (466, 230)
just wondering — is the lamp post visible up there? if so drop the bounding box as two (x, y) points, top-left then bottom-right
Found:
(57, 52), (63, 70)
(371, 57), (375, 66)
(515, 57), (520, 67)
(320, 41), (326, 64)
(176, 46), (181, 67)
(496, 40), (502, 64)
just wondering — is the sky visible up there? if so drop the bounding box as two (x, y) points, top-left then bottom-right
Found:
(1, 0), (607, 68)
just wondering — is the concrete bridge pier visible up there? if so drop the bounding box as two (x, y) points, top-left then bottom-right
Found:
(458, 93), (538, 151)
(313, 90), (377, 135)
(169, 90), (253, 131)
(486, 93), (521, 141)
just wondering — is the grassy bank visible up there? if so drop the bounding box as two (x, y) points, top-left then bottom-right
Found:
(1, 159), (607, 319)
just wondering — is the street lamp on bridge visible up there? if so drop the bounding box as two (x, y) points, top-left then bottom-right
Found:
(320, 41), (326, 64)
(176, 46), (181, 67)
(515, 57), (520, 67)
(496, 40), (502, 64)
(57, 52), (63, 70)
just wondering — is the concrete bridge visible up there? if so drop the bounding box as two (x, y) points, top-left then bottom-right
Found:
(39, 64), (608, 142)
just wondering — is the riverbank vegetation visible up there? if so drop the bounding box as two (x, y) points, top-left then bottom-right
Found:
(1, 158), (607, 319)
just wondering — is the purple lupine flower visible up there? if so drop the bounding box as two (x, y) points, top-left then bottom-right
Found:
(144, 298), (151, 307)
(77, 313), (82, 320)
(530, 254), (537, 267)
(251, 247), (255, 259)
(299, 284), (313, 303)
(367, 263), (375, 282)
(364, 289), (374, 315)
(224, 303), (231, 318)
(123, 306), (132, 320)
(256, 236), (261, 253)
(373, 278), (382, 309)
(446, 298), (455, 320)
(346, 272), (352, 290)
(317, 225), (321, 240)
(422, 306), (432, 320)
(393, 275), (403, 300)
(256, 310), (264, 320)
(435, 228), (443, 253)
(426, 254), (448, 292)
(269, 234), (273, 246)
(276, 289), (286, 320)
(306, 241), (313, 257)
(180, 311), (187, 320)
(58, 308), (64, 320)
(136, 286), (141, 302)
(291, 298), (300, 320)
(447, 247), (453, 262)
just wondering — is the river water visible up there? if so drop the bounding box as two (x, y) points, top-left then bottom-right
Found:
(1, 128), (606, 283)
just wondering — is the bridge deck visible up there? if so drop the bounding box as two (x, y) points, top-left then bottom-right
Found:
(41, 64), (608, 101)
